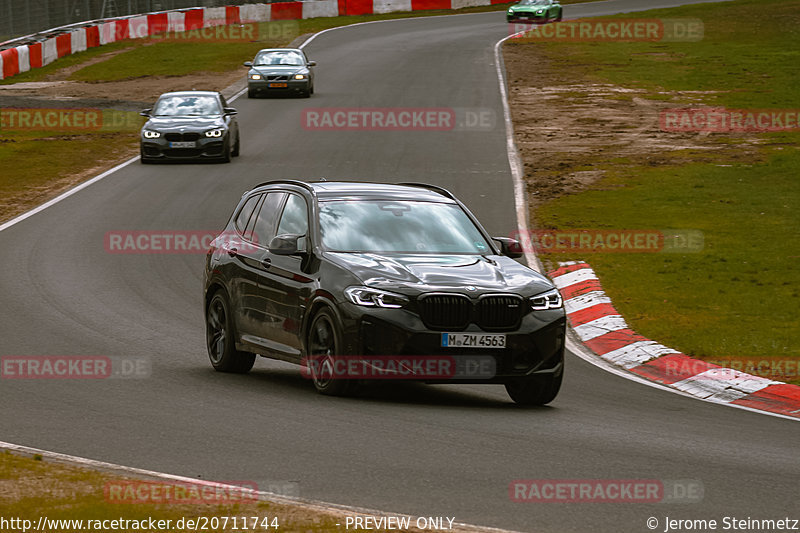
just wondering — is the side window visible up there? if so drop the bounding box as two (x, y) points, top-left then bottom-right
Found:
(276, 194), (309, 237)
(252, 192), (287, 248)
(234, 194), (261, 236)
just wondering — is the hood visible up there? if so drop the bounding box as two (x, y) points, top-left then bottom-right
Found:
(327, 253), (553, 295)
(144, 116), (224, 131)
(251, 65), (306, 76)
(509, 4), (545, 10)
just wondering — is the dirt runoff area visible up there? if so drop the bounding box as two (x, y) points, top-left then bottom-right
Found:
(502, 43), (763, 214)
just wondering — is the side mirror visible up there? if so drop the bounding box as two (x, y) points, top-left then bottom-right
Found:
(139, 108), (152, 117)
(269, 234), (304, 256)
(243, 61), (253, 67)
(493, 237), (524, 259)
(223, 107), (238, 116)
(307, 61), (316, 67)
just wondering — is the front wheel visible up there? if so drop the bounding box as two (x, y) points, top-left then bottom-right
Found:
(554, 8), (562, 21)
(220, 137), (232, 163)
(206, 291), (255, 373)
(232, 133), (240, 157)
(306, 309), (353, 396)
(505, 370), (562, 406)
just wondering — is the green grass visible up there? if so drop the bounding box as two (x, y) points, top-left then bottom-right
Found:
(523, 0), (800, 108)
(69, 40), (272, 81)
(538, 154), (800, 359)
(513, 0), (800, 363)
(0, 41), (135, 85)
(0, 451), (367, 532)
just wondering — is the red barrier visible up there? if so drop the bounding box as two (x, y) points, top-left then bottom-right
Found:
(1, 48), (19, 79)
(226, 6), (240, 24)
(56, 33), (71, 58)
(341, 0), (373, 15)
(86, 25), (100, 48)
(115, 19), (129, 40)
(412, 0), (451, 9)
(28, 42), (43, 68)
(184, 9), (205, 30)
(272, 2), (303, 20)
(147, 13), (169, 35)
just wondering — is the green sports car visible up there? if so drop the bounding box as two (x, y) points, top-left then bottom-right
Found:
(507, 0), (562, 23)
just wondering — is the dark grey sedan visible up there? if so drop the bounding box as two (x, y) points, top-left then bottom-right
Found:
(139, 91), (240, 163)
(244, 48), (315, 98)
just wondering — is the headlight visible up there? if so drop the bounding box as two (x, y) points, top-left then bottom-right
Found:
(530, 289), (563, 311)
(294, 74), (307, 80)
(537, 8), (544, 13)
(205, 129), (224, 138)
(344, 287), (408, 309)
(249, 73), (262, 80)
(142, 130), (160, 139)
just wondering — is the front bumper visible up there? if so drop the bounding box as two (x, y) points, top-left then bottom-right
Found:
(507, 11), (548, 22)
(249, 78), (310, 95)
(335, 303), (566, 383)
(141, 136), (226, 160)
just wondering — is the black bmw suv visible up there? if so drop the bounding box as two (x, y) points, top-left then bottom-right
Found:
(204, 181), (566, 405)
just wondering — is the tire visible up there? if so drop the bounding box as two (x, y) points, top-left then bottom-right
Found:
(505, 370), (563, 406)
(555, 8), (562, 21)
(220, 137), (232, 163)
(309, 82), (314, 95)
(140, 147), (153, 164)
(248, 88), (256, 98)
(206, 291), (256, 373)
(232, 133), (240, 157)
(306, 308), (354, 396)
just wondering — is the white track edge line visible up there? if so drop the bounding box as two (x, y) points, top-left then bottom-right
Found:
(0, 440), (519, 533)
(493, 30), (798, 423)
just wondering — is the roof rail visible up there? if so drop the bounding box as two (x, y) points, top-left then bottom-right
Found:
(397, 182), (456, 201)
(252, 179), (317, 195)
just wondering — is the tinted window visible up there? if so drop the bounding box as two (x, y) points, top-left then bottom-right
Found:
(252, 192), (287, 247)
(276, 194), (309, 237)
(319, 200), (491, 254)
(234, 194), (261, 234)
(254, 51), (305, 66)
(153, 95), (221, 116)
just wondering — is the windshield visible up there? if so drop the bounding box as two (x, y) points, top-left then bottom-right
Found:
(319, 200), (492, 254)
(153, 95), (221, 117)
(254, 51), (305, 67)
(519, 0), (549, 5)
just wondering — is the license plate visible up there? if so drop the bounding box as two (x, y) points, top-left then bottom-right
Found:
(441, 333), (506, 349)
(269, 82), (288, 88)
(169, 141), (195, 148)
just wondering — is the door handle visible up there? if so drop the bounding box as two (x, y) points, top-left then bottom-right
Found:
(261, 257), (272, 268)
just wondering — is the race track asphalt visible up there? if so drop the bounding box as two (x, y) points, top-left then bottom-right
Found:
(1, 1), (796, 531)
